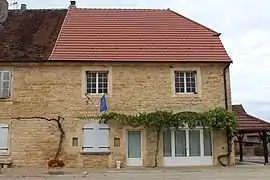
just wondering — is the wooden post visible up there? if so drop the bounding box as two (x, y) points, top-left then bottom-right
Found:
(237, 134), (244, 162)
(239, 135), (244, 162)
(262, 132), (268, 164)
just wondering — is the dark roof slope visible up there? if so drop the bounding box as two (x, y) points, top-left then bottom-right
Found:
(49, 8), (231, 62)
(0, 9), (67, 61)
(232, 104), (270, 132)
(232, 104), (247, 114)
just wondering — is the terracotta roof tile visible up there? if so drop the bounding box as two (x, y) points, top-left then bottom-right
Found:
(232, 105), (270, 132)
(0, 9), (67, 61)
(49, 8), (231, 62)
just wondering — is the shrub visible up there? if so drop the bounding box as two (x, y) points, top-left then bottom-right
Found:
(47, 159), (65, 168)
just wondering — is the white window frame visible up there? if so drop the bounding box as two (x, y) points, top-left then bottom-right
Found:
(81, 67), (112, 97)
(0, 124), (10, 156)
(85, 71), (109, 94)
(163, 126), (213, 158)
(174, 71), (197, 94)
(0, 70), (11, 99)
(82, 122), (110, 153)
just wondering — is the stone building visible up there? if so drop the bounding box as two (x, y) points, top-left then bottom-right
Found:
(0, 1), (234, 168)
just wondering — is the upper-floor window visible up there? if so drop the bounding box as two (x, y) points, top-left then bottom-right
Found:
(0, 70), (11, 99)
(86, 71), (108, 94)
(174, 71), (197, 94)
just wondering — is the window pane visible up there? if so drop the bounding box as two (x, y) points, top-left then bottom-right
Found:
(127, 131), (141, 158)
(163, 130), (172, 157)
(179, 77), (185, 83)
(98, 72), (108, 93)
(2, 89), (9, 98)
(189, 130), (201, 156)
(180, 82), (185, 88)
(180, 87), (185, 93)
(204, 130), (212, 156)
(3, 72), (10, 81)
(86, 72), (97, 93)
(185, 72), (196, 93)
(2, 81), (9, 89)
(175, 130), (186, 157)
(186, 87), (191, 93)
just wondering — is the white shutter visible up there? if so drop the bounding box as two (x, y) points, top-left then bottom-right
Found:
(97, 124), (110, 152)
(83, 124), (97, 152)
(0, 71), (11, 98)
(0, 124), (9, 153)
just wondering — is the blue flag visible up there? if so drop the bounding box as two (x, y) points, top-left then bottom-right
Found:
(100, 94), (108, 112)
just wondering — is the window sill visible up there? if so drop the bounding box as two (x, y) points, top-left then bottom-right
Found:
(0, 153), (10, 156)
(80, 152), (111, 155)
(84, 93), (112, 98)
(0, 98), (12, 103)
(172, 93), (200, 98)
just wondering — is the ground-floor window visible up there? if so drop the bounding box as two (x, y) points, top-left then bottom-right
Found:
(0, 124), (9, 155)
(163, 128), (212, 157)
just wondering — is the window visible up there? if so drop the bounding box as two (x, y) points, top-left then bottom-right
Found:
(86, 71), (108, 94)
(82, 123), (110, 153)
(0, 70), (11, 98)
(163, 128), (212, 157)
(0, 124), (9, 155)
(174, 71), (197, 94)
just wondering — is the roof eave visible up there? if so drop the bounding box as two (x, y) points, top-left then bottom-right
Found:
(0, 59), (233, 63)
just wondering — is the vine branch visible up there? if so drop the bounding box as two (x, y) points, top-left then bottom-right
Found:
(12, 116), (65, 159)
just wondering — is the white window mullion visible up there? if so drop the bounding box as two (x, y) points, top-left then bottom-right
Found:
(171, 130), (175, 157)
(96, 73), (99, 94)
(184, 72), (187, 93)
(200, 129), (204, 157)
(186, 129), (189, 157)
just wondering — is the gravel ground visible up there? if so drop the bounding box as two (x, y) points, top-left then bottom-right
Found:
(0, 165), (270, 179)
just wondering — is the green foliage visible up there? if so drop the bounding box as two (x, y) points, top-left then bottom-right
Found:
(85, 107), (236, 132)
(81, 107), (236, 167)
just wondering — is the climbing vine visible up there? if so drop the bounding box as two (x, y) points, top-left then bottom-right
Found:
(13, 116), (65, 160)
(81, 107), (236, 167)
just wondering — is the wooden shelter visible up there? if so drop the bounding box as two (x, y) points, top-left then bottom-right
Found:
(233, 104), (270, 164)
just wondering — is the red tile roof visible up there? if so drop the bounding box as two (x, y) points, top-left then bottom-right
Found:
(232, 105), (270, 132)
(49, 8), (231, 62)
(0, 9), (67, 61)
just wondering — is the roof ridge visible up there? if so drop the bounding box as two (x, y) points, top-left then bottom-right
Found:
(71, 8), (168, 11)
(8, 8), (67, 11)
(168, 9), (219, 35)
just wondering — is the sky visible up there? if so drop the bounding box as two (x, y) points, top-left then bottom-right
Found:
(7, 0), (270, 121)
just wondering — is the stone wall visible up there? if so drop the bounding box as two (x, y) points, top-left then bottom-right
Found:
(0, 62), (233, 167)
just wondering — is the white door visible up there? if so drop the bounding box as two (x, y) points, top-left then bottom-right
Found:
(163, 129), (213, 166)
(126, 131), (143, 166)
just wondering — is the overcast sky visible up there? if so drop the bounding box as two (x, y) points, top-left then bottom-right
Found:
(8, 0), (270, 121)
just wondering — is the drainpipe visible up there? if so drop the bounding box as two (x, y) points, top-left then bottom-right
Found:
(223, 63), (230, 110)
(217, 63), (231, 166)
